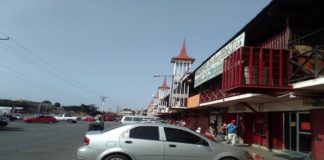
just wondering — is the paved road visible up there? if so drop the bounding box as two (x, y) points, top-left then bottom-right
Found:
(0, 120), (117, 160)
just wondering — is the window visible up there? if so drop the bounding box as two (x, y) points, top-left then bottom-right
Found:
(124, 117), (132, 121)
(129, 126), (159, 140)
(164, 127), (207, 145)
(133, 117), (143, 121)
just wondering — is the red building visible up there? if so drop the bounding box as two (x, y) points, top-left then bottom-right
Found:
(177, 0), (324, 159)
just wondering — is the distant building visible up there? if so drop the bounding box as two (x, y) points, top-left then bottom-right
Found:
(0, 106), (12, 115)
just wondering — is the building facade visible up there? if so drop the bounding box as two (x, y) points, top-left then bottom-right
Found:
(148, 0), (324, 159)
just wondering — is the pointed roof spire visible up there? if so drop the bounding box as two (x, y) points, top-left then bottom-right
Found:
(171, 39), (195, 63)
(158, 77), (170, 89)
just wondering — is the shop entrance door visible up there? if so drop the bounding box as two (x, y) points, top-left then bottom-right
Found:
(297, 113), (311, 153)
(284, 112), (311, 154)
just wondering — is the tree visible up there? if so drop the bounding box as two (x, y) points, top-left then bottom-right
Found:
(54, 102), (61, 108)
(42, 100), (52, 106)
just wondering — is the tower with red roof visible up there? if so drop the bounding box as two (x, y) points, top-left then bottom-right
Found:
(170, 39), (195, 108)
(157, 77), (170, 113)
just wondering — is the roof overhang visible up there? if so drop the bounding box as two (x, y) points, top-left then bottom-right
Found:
(200, 93), (302, 108)
(292, 77), (324, 91)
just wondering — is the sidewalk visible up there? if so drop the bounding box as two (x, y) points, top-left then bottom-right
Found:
(233, 144), (309, 160)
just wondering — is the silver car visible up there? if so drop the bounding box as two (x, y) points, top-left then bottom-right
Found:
(77, 123), (252, 160)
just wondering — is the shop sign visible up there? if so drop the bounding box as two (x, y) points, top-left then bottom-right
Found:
(194, 32), (245, 87)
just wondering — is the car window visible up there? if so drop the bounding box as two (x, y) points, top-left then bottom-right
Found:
(133, 117), (143, 121)
(124, 117), (132, 121)
(164, 127), (207, 145)
(129, 126), (159, 140)
(143, 117), (154, 120)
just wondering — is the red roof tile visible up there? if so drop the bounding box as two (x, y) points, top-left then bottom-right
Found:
(171, 39), (195, 63)
(159, 77), (170, 89)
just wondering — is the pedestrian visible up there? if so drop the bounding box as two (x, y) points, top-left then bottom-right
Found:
(218, 122), (227, 141)
(226, 119), (238, 145)
(211, 119), (218, 137)
(208, 123), (216, 140)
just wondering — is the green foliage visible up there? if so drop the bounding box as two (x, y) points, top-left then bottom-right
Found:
(0, 99), (99, 115)
(63, 104), (100, 116)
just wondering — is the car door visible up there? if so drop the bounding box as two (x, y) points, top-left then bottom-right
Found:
(119, 126), (164, 160)
(35, 116), (44, 122)
(163, 127), (213, 160)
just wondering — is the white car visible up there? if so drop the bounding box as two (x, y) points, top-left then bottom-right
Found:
(54, 114), (77, 123)
(77, 123), (253, 160)
(120, 115), (162, 124)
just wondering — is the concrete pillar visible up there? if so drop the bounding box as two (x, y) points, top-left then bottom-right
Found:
(311, 109), (324, 160)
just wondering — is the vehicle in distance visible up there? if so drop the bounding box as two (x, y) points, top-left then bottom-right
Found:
(82, 116), (96, 122)
(5, 114), (18, 121)
(0, 116), (9, 127)
(77, 123), (252, 160)
(13, 114), (24, 120)
(55, 114), (78, 123)
(120, 115), (162, 124)
(24, 115), (58, 123)
(88, 120), (104, 131)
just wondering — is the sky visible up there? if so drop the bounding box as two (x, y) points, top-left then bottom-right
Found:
(0, 0), (271, 110)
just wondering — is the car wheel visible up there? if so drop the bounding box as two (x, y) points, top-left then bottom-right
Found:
(104, 154), (129, 160)
(221, 157), (238, 160)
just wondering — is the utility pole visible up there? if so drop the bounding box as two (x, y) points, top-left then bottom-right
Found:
(116, 105), (120, 114)
(99, 96), (107, 114)
(37, 102), (42, 116)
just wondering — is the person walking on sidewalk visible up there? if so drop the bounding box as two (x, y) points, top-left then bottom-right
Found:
(218, 122), (227, 141)
(226, 119), (238, 145)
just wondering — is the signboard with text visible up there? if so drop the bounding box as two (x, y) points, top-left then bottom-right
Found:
(194, 32), (245, 87)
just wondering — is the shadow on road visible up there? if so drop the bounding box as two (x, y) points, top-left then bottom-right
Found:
(0, 127), (25, 131)
(273, 153), (308, 160)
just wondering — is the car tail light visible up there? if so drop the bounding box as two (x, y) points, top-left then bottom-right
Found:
(84, 136), (90, 145)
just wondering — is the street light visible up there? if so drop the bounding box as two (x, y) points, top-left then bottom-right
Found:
(153, 74), (174, 108)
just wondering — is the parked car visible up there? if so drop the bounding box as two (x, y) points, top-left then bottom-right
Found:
(140, 119), (167, 123)
(102, 115), (115, 121)
(0, 116), (9, 127)
(5, 114), (18, 121)
(120, 115), (162, 124)
(82, 116), (96, 122)
(88, 120), (104, 131)
(13, 114), (24, 120)
(24, 115), (57, 123)
(54, 114), (78, 123)
(77, 123), (253, 160)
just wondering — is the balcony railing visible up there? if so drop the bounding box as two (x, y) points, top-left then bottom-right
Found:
(222, 46), (291, 93)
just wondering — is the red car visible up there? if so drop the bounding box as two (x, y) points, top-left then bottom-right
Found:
(24, 116), (57, 123)
(83, 117), (96, 122)
(103, 115), (115, 121)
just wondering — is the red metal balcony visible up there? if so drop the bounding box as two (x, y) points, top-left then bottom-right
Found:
(222, 47), (291, 93)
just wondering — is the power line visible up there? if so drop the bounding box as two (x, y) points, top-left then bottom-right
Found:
(0, 35), (99, 98)
(10, 38), (100, 95)
(0, 64), (96, 102)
